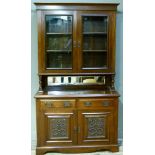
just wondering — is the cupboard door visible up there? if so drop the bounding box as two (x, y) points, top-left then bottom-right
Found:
(78, 110), (114, 145)
(37, 100), (77, 146)
(38, 11), (77, 73)
(77, 11), (116, 73)
(44, 112), (76, 146)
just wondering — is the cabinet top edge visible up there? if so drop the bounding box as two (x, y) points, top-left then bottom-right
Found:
(38, 72), (115, 76)
(34, 3), (120, 6)
(34, 91), (120, 98)
(34, 3), (119, 11)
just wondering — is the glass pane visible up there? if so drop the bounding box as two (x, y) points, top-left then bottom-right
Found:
(46, 53), (72, 69)
(46, 35), (72, 51)
(83, 52), (107, 68)
(83, 16), (107, 33)
(45, 15), (73, 69)
(46, 16), (72, 33)
(82, 16), (108, 69)
(83, 35), (107, 50)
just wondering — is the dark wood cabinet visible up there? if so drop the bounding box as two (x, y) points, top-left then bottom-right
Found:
(34, 3), (119, 155)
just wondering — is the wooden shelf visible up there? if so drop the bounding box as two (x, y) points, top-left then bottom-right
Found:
(83, 50), (107, 52)
(46, 67), (72, 70)
(46, 50), (72, 52)
(83, 32), (107, 35)
(46, 32), (72, 35)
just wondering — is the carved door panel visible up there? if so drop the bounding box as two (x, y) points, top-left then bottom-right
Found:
(37, 99), (77, 146)
(42, 111), (77, 146)
(78, 110), (114, 145)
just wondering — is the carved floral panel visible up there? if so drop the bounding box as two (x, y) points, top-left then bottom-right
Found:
(49, 118), (68, 139)
(87, 117), (105, 138)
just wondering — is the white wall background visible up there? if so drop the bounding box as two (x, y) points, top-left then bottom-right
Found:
(31, 0), (123, 148)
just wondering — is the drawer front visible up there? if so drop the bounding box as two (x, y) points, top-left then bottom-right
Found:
(77, 98), (114, 109)
(41, 99), (76, 108)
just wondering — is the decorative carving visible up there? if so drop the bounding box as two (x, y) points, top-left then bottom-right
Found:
(49, 118), (68, 138)
(111, 74), (115, 91)
(38, 75), (43, 93)
(87, 117), (105, 137)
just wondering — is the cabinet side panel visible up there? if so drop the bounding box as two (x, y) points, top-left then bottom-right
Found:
(109, 12), (116, 72)
(36, 99), (46, 146)
(113, 98), (119, 144)
(37, 11), (44, 73)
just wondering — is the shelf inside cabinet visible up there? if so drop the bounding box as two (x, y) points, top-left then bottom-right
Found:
(46, 50), (72, 53)
(46, 32), (72, 35)
(83, 32), (107, 35)
(83, 50), (107, 52)
(46, 67), (72, 70)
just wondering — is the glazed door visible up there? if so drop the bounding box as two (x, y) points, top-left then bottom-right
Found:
(78, 110), (114, 145)
(38, 11), (78, 73)
(77, 11), (116, 73)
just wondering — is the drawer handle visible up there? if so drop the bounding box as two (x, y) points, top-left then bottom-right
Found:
(64, 101), (71, 107)
(84, 102), (92, 106)
(45, 101), (53, 108)
(102, 101), (110, 107)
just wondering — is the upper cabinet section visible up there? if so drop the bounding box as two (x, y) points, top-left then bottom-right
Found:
(35, 3), (118, 75)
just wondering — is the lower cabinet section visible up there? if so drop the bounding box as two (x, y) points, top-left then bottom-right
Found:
(36, 97), (118, 154)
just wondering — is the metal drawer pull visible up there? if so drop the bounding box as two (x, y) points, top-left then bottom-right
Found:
(102, 101), (110, 106)
(84, 102), (92, 106)
(45, 101), (53, 108)
(64, 101), (71, 107)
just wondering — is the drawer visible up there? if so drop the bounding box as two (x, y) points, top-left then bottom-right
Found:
(41, 99), (76, 108)
(77, 98), (114, 109)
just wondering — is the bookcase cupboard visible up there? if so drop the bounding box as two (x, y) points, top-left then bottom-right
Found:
(34, 3), (119, 155)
